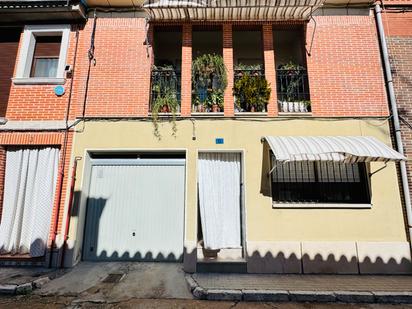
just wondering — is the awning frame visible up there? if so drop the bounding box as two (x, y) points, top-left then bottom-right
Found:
(143, 0), (326, 21)
(263, 136), (407, 170)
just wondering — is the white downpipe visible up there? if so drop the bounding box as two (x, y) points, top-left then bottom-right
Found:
(375, 4), (412, 246)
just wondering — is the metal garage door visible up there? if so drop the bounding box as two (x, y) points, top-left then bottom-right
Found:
(83, 158), (185, 262)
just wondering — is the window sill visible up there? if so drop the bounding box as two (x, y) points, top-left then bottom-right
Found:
(191, 112), (224, 117)
(278, 112), (312, 117)
(272, 202), (372, 209)
(12, 77), (66, 85)
(148, 113), (181, 117)
(235, 112), (267, 117)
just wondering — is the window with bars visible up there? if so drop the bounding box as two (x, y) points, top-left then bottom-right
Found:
(271, 157), (371, 204)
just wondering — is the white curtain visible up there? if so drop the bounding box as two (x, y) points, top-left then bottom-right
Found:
(198, 152), (241, 250)
(33, 58), (59, 78)
(0, 147), (60, 257)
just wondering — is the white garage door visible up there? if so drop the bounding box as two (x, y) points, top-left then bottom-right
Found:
(83, 158), (185, 262)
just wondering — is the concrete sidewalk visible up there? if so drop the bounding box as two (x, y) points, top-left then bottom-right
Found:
(0, 267), (64, 295)
(188, 273), (412, 303)
(36, 262), (193, 302)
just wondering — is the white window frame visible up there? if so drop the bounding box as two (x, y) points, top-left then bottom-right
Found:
(13, 24), (70, 85)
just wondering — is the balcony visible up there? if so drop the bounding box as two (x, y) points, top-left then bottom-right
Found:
(150, 24), (311, 117)
(276, 66), (310, 114)
(234, 66), (268, 113)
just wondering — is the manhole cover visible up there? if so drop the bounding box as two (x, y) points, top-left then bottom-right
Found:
(102, 273), (124, 283)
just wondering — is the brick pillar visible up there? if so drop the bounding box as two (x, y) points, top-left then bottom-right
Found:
(223, 24), (234, 116)
(181, 24), (192, 117)
(263, 24), (278, 116)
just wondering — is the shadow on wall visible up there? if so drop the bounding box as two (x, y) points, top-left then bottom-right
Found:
(64, 196), (183, 264)
(246, 249), (412, 274)
(62, 191), (411, 274)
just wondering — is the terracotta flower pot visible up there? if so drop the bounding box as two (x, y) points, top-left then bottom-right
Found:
(198, 104), (205, 112)
(161, 105), (170, 113)
(250, 106), (256, 112)
(212, 104), (219, 112)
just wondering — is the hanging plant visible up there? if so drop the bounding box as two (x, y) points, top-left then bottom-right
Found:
(233, 72), (271, 112)
(192, 54), (227, 112)
(151, 65), (179, 139)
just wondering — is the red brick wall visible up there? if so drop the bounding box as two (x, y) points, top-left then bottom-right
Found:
(71, 16), (390, 118)
(263, 24), (277, 116)
(0, 28), (21, 118)
(71, 18), (151, 117)
(181, 24), (192, 116)
(223, 24), (234, 116)
(306, 15), (389, 117)
(383, 9), (412, 197)
(5, 26), (79, 121)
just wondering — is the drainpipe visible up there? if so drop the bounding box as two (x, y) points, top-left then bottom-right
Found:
(375, 3), (412, 246)
(61, 156), (81, 268)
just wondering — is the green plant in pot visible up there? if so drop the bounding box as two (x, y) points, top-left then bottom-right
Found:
(151, 65), (179, 139)
(192, 54), (227, 112)
(233, 71), (271, 112)
(209, 90), (224, 112)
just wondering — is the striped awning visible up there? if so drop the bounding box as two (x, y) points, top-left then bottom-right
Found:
(143, 0), (325, 21)
(264, 136), (406, 163)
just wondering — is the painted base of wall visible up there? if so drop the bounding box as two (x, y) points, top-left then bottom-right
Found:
(246, 241), (412, 274)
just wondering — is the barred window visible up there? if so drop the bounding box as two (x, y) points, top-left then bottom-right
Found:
(271, 157), (370, 204)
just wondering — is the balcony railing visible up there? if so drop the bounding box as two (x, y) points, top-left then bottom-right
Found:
(234, 68), (267, 113)
(150, 68), (181, 113)
(276, 68), (310, 113)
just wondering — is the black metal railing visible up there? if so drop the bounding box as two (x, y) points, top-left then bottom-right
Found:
(150, 68), (181, 112)
(234, 68), (266, 112)
(276, 68), (310, 113)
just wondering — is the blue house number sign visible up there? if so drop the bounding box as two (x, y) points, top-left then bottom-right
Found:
(54, 85), (65, 96)
(215, 138), (224, 145)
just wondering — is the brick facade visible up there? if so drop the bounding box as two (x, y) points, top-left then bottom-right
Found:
(59, 15), (390, 119)
(0, 7), (405, 264)
(383, 6), (412, 204)
(306, 15), (389, 117)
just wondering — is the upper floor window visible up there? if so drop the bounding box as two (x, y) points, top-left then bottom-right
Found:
(14, 25), (70, 85)
(30, 36), (62, 78)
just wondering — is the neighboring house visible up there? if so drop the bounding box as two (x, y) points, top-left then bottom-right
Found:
(0, 0), (411, 274)
(382, 0), (412, 253)
(0, 0), (85, 266)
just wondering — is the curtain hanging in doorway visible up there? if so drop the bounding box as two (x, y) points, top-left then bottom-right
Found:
(198, 152), (241, 250)
(0, 147), (60, 257)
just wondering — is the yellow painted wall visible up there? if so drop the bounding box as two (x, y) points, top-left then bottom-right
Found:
(67, 118), (407, 262)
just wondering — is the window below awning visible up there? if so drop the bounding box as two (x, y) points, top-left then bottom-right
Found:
(264, 136), (406, 164)
(143, 0), (326, 21)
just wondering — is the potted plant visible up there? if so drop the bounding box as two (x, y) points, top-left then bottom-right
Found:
(209, 90), (224, 112)
(192, 54), (227, 112)
(277, 61), (310, 113)
(151, 65), (179, 139)
(233, 70), (271, 112)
